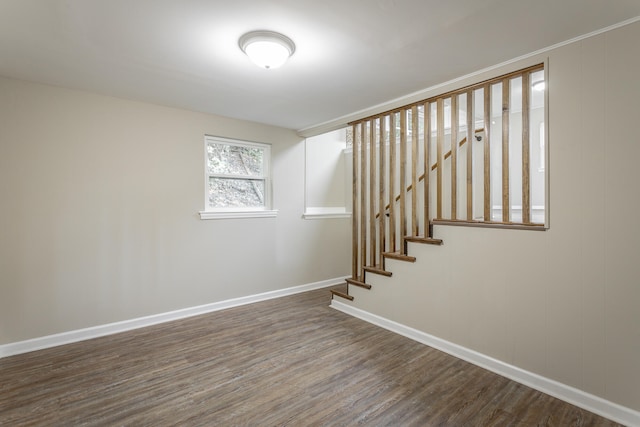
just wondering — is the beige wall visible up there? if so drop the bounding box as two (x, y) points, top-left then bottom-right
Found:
(347, 21), (640, 411)
(0, 77), (350, 344)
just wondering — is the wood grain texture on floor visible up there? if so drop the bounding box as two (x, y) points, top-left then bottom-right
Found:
(0, 285), (621, 426)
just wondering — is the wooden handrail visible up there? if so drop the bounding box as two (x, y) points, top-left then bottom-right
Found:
(375, 127), (484, 218)
(430, 127), (484, 171)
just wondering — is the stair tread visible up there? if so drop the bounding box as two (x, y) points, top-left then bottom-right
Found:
(383, 252), (417, 262)
(363, 265), (393, 277)
(330, 289), (354, 301)
(346, 277), (372, 289)
(404, 236), (443, 245)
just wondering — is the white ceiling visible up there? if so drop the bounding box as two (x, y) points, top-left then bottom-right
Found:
(1, 1), (639, 133)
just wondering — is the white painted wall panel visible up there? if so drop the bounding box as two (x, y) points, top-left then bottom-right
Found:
(544, 39), (585, 391)
(579, 32), (608, 400)
(602, 22), (640, 410)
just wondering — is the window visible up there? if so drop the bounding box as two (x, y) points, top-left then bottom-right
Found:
(199, 136), (277, 219)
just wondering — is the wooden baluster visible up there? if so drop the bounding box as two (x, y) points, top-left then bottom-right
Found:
(360, 121), (367, 277)
(351, 123), (358, 278)
(484, 84), (491, 222)
(466, 90), (474, 220)
(379, 116), (386, 266)
(411, 105), (419, 236)
(423, 102), (431, 237)
(399, 110), (407, 253)
(369, 119), (377, 267)
(522, 73), (531, 224)
(436, 98), (444, 220)
(451, 95), (458, 220)
(389, 113), (397, 253)
(502, 78), (510, 223)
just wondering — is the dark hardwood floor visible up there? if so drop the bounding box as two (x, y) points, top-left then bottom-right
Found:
(0, 285), (621, 426)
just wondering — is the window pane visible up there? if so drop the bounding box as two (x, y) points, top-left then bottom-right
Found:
(510, 76), (522, 222)
(207, 143), (264, 176)
(490, 82), (502, 221)
(208, 177), (265, 208)
(530, 69), (545, 224)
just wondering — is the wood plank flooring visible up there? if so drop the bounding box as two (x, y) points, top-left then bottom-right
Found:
(0, 285), (622, 426)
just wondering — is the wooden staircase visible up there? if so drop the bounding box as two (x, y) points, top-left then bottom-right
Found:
(331, 236), (442, 302)
(331, 103), (451, 302)
(331, 64), (546, 302)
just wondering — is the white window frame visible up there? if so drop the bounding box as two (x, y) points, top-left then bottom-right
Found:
(199, 135), (277, 220)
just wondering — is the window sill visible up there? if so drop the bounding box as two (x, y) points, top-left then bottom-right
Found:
(303, 207), (351, 220)
(199, 210), (279, 220)
(433, 219), (547, 231)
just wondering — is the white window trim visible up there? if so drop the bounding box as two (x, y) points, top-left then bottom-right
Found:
(302, 207), (351, 220)
(199, 209), (279, 220)
(200, 135), (277, 220)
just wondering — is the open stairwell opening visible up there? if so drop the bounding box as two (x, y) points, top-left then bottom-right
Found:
(332, 63), (547, 302)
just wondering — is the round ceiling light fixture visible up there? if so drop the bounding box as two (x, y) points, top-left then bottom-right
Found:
(239, 30), (295, 69)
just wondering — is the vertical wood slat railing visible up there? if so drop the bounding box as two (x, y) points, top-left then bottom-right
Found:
(399, 111), (407, 253)
(436, 98), (444, 220)
(411, 106), (419, 237)
(466, 90), (474, 220)
(369, 120), (377, 268)
(351, 123), (359, 279)
(501, 78), (510, 223)
(423, 103), (431, 237)
(388, 114), (396, 254)
(484, 83), (492, 222)
(451, 95), (458, 220)
(347, 64), (545, 289)
(379, 117), (387, 269)
(359, 122), (367, 277)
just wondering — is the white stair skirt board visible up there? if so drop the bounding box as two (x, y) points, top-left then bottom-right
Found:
(0, 276), (348, 359)
(331, 300), (640, 427)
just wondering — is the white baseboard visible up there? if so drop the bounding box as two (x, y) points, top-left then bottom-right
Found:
(0, 276), (347, 359)
(331, 300), (640, 427)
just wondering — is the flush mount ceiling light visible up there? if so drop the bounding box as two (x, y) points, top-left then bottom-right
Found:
(239, 30), (295, 69)
(532, 80), (546, 91)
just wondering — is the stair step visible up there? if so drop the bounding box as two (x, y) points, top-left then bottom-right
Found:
(405, 236), (443, 245)
(330, 289), (354, 301)
(383, 252), (417, 262)
(346, 277), (372, 289)
(363, 265), (392, 277)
